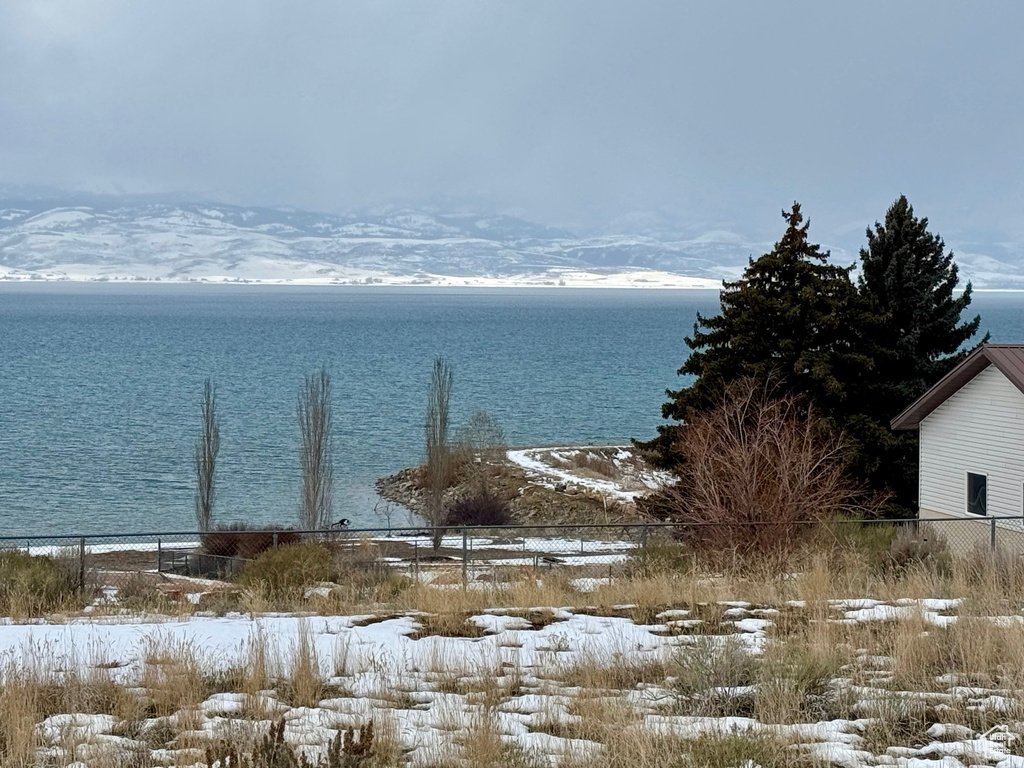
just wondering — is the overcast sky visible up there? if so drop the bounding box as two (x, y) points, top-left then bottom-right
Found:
(1, 1), (1021, 249)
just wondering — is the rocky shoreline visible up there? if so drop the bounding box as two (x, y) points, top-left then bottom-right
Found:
(375, 447), (659, 527)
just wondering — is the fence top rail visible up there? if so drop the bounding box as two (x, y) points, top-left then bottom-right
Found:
(0, 516), (1018, 543)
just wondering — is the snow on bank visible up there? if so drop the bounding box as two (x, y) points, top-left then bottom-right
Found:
(506, 446), (675, 502)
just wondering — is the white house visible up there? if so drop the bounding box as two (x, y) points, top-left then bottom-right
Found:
(892, 343), (1024, 549)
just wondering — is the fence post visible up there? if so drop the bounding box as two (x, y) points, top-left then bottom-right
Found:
(991, 519), (997, 552)
(461, 527), (468, 588)
(78, 537), (86, 590)
(413, 540), (420, 581)
(273, 532), (278, 547)
(640, 525), (649, 564)
(157, 538), (162, 573)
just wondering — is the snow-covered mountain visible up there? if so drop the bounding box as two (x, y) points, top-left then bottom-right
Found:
(0, 195), (754, 288)
(1, 194), (1016, 288)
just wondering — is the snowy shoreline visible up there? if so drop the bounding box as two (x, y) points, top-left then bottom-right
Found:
(0, 267), (722, 290)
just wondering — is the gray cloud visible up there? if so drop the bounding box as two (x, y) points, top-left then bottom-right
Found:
(0, 1), (1021, 249)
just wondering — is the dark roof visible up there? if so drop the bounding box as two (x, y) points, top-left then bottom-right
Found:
(891, 344), (1024, 430)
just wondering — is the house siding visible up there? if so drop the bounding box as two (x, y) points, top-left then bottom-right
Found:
(919, 365), (1024, 523)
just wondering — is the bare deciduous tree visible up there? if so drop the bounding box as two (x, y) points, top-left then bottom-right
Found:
(454, 409), (507, 496)
(194, 379), (220, 532)
(648, 377), (872, 555)
(424, 357), (453, 547)
(454, 410), (506, 460)
(298, 367), (334, 531)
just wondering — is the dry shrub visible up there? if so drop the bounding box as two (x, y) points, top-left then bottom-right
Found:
(625, 535), (694, 577)
(232, 626), (279, 718)
(236, 543), (332, 596)
(445, 490), (512, 527)
(0, 550), (78, 616)
(0, 641), (153, 765)
(669, 636), (759, 717)
(645, 377), (869, 556)
(565, 695), (640, 745)
(328, 564), (411, 605)
(818, 518), (899, 562)
(205, 718), (379, 768)
(886, 526), (952, 577)
(756, 640), (846, 724)
(458, 708), (508, 766)
(202, 523), (302, 559)
(412, 613), (487, 639)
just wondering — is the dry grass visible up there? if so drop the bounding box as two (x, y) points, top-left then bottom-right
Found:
(282, 619), (325, 708)
(568, 451), (619, 480)
(586, 728), (805, 768)
(139, 532), (1024, 629)
(6, 532), (1024, 766)
(560, 648), (668, 692)
(141, 635), (210, 730)
(43, 516), (1024, 627)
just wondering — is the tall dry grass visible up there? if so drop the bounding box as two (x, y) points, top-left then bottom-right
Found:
(4, 525), (1024, 766)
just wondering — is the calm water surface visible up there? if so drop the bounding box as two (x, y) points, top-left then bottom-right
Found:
(0, 285), (1020, 536)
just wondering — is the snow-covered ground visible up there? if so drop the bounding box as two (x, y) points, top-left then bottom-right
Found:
(4, 595), (1024, 767)
(506, 446), (675, 503)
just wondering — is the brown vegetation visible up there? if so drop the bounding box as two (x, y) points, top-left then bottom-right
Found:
(424, 357), (454, 547)
(298, 367), (335, 531)
(642, 378), (874, 554)
(201, 524), (302, 560)
(193, 378), (220, 532)
(0, 550), (79, 616)
(236, 544), (333, 596)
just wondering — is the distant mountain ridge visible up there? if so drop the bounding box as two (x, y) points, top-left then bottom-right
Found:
(0, 193), (1018, 288)
(0, 195), (754, 286)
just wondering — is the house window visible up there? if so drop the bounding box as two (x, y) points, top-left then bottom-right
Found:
(967, 473), (987, 516)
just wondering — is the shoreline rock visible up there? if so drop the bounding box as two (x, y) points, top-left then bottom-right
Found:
(375, 449), (653, 527)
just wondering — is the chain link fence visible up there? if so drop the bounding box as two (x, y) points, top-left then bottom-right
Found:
(1, 516), (1021, 595)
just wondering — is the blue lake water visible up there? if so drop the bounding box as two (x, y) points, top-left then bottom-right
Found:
(0, 284), (1021, 536)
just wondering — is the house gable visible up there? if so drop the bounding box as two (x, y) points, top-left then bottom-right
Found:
(919, 365), (1024, 519)
(892, 344), (1024, 430)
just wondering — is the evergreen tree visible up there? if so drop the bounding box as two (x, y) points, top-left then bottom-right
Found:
(858, 195), (981, 408)
(850, 195), (983, 511)
(642, 203), (869, 466)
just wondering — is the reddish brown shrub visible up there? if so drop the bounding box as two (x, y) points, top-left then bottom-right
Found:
(201, 523), (301, 560)
(643, 378), (870, 555)
(445, 490), (512, 527)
